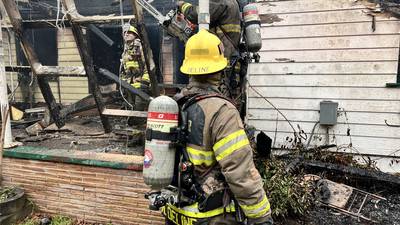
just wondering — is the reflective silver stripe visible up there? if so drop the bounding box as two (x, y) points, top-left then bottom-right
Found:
(213, 130), (249, 161)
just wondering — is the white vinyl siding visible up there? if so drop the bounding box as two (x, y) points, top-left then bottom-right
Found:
(247, 0), (400, 172)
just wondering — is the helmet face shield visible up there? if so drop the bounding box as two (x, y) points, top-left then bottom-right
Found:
(180, 29), (228, 75)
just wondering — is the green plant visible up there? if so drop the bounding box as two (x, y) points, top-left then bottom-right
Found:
(256, 158), (314, 219)
(0, 187), (17, 202)
(51, 215), (74, 225)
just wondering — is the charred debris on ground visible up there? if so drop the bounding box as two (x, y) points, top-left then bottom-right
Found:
(252, 130), (400, 225)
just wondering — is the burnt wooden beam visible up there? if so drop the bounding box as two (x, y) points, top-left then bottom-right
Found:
(5, 65), (86, 77)
(61, 0), (136, 23)
(301, 160), (400, 187)
(98, 68), (151, 101)
(87, 24), (114, 46)
(36, 77), (64, 127)
(59, 92), (119, 118)
(2, 0), (64, 128)
(35, 65), (85, 76)
(70, 25), (112, 133)
(5, 65), (31, 73)
(130, 0), (160, 97)
(73, 15), (136, 24)
(62, 0), (112, 133)
(102, 109), (147, 118)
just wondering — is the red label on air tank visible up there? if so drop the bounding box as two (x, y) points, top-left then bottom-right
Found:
(148, 112), (178, 121)
(243, 10), (259, 17)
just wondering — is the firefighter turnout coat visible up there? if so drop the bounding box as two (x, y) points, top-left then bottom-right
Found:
(121, 38), (150, 86)
(163, 82), (271, 225)
(179, 0), (241, 60)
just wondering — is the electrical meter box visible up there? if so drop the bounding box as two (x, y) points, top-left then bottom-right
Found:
(319, 101), (338, 126)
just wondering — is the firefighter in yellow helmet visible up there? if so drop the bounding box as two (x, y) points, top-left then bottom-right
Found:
(121, 25), (150, 124)
(177, 0), (245, 108)
(177, 0), (240, 61)
(163, 29), (273, 225)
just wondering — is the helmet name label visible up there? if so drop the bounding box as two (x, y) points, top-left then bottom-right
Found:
(187, 67), (209, 74)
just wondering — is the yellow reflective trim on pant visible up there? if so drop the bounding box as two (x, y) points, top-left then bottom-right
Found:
(165, 202), (235, 219)
(217, 24), (241, 33)
(186, 147), (215, 166)
(213, 129), (250, 161)
(240, 195), (271, 218)
(181, 3), (192, 14)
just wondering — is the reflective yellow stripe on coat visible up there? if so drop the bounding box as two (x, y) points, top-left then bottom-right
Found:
(240, 195), (271, 218)
(125, 60), (139, 69)
(186, 146), (215, 166)
(216, 24), (241, 33)
(181, 3), (192, 14)
(213, 129), (250, 161)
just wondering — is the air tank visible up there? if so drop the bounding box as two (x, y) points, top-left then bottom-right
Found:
(143, 96), (179, 190)
(243, 3), (262, 53)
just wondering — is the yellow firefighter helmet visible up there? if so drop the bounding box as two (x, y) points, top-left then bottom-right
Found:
(180, 29), (228, 75)
(123, 24), (139, 36)
(128, 26), (139, 35)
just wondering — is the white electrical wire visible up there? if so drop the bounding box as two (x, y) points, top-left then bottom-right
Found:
(56, 0), (61, 30)
(118, 0), (134, 110)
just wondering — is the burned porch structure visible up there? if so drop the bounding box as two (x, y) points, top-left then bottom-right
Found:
(0, 0), (183, 131)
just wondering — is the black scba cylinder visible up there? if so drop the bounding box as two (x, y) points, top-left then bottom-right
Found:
(243, 4), (262, 53)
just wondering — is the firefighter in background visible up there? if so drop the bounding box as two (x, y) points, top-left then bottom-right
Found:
(121, 25), (150, 124)
(164, 29), (273, 225)
(177, 0), (248, 113)
(177, 0), (240, 61)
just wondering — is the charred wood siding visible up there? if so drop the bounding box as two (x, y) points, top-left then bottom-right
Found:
(247, 0), (400, 172)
